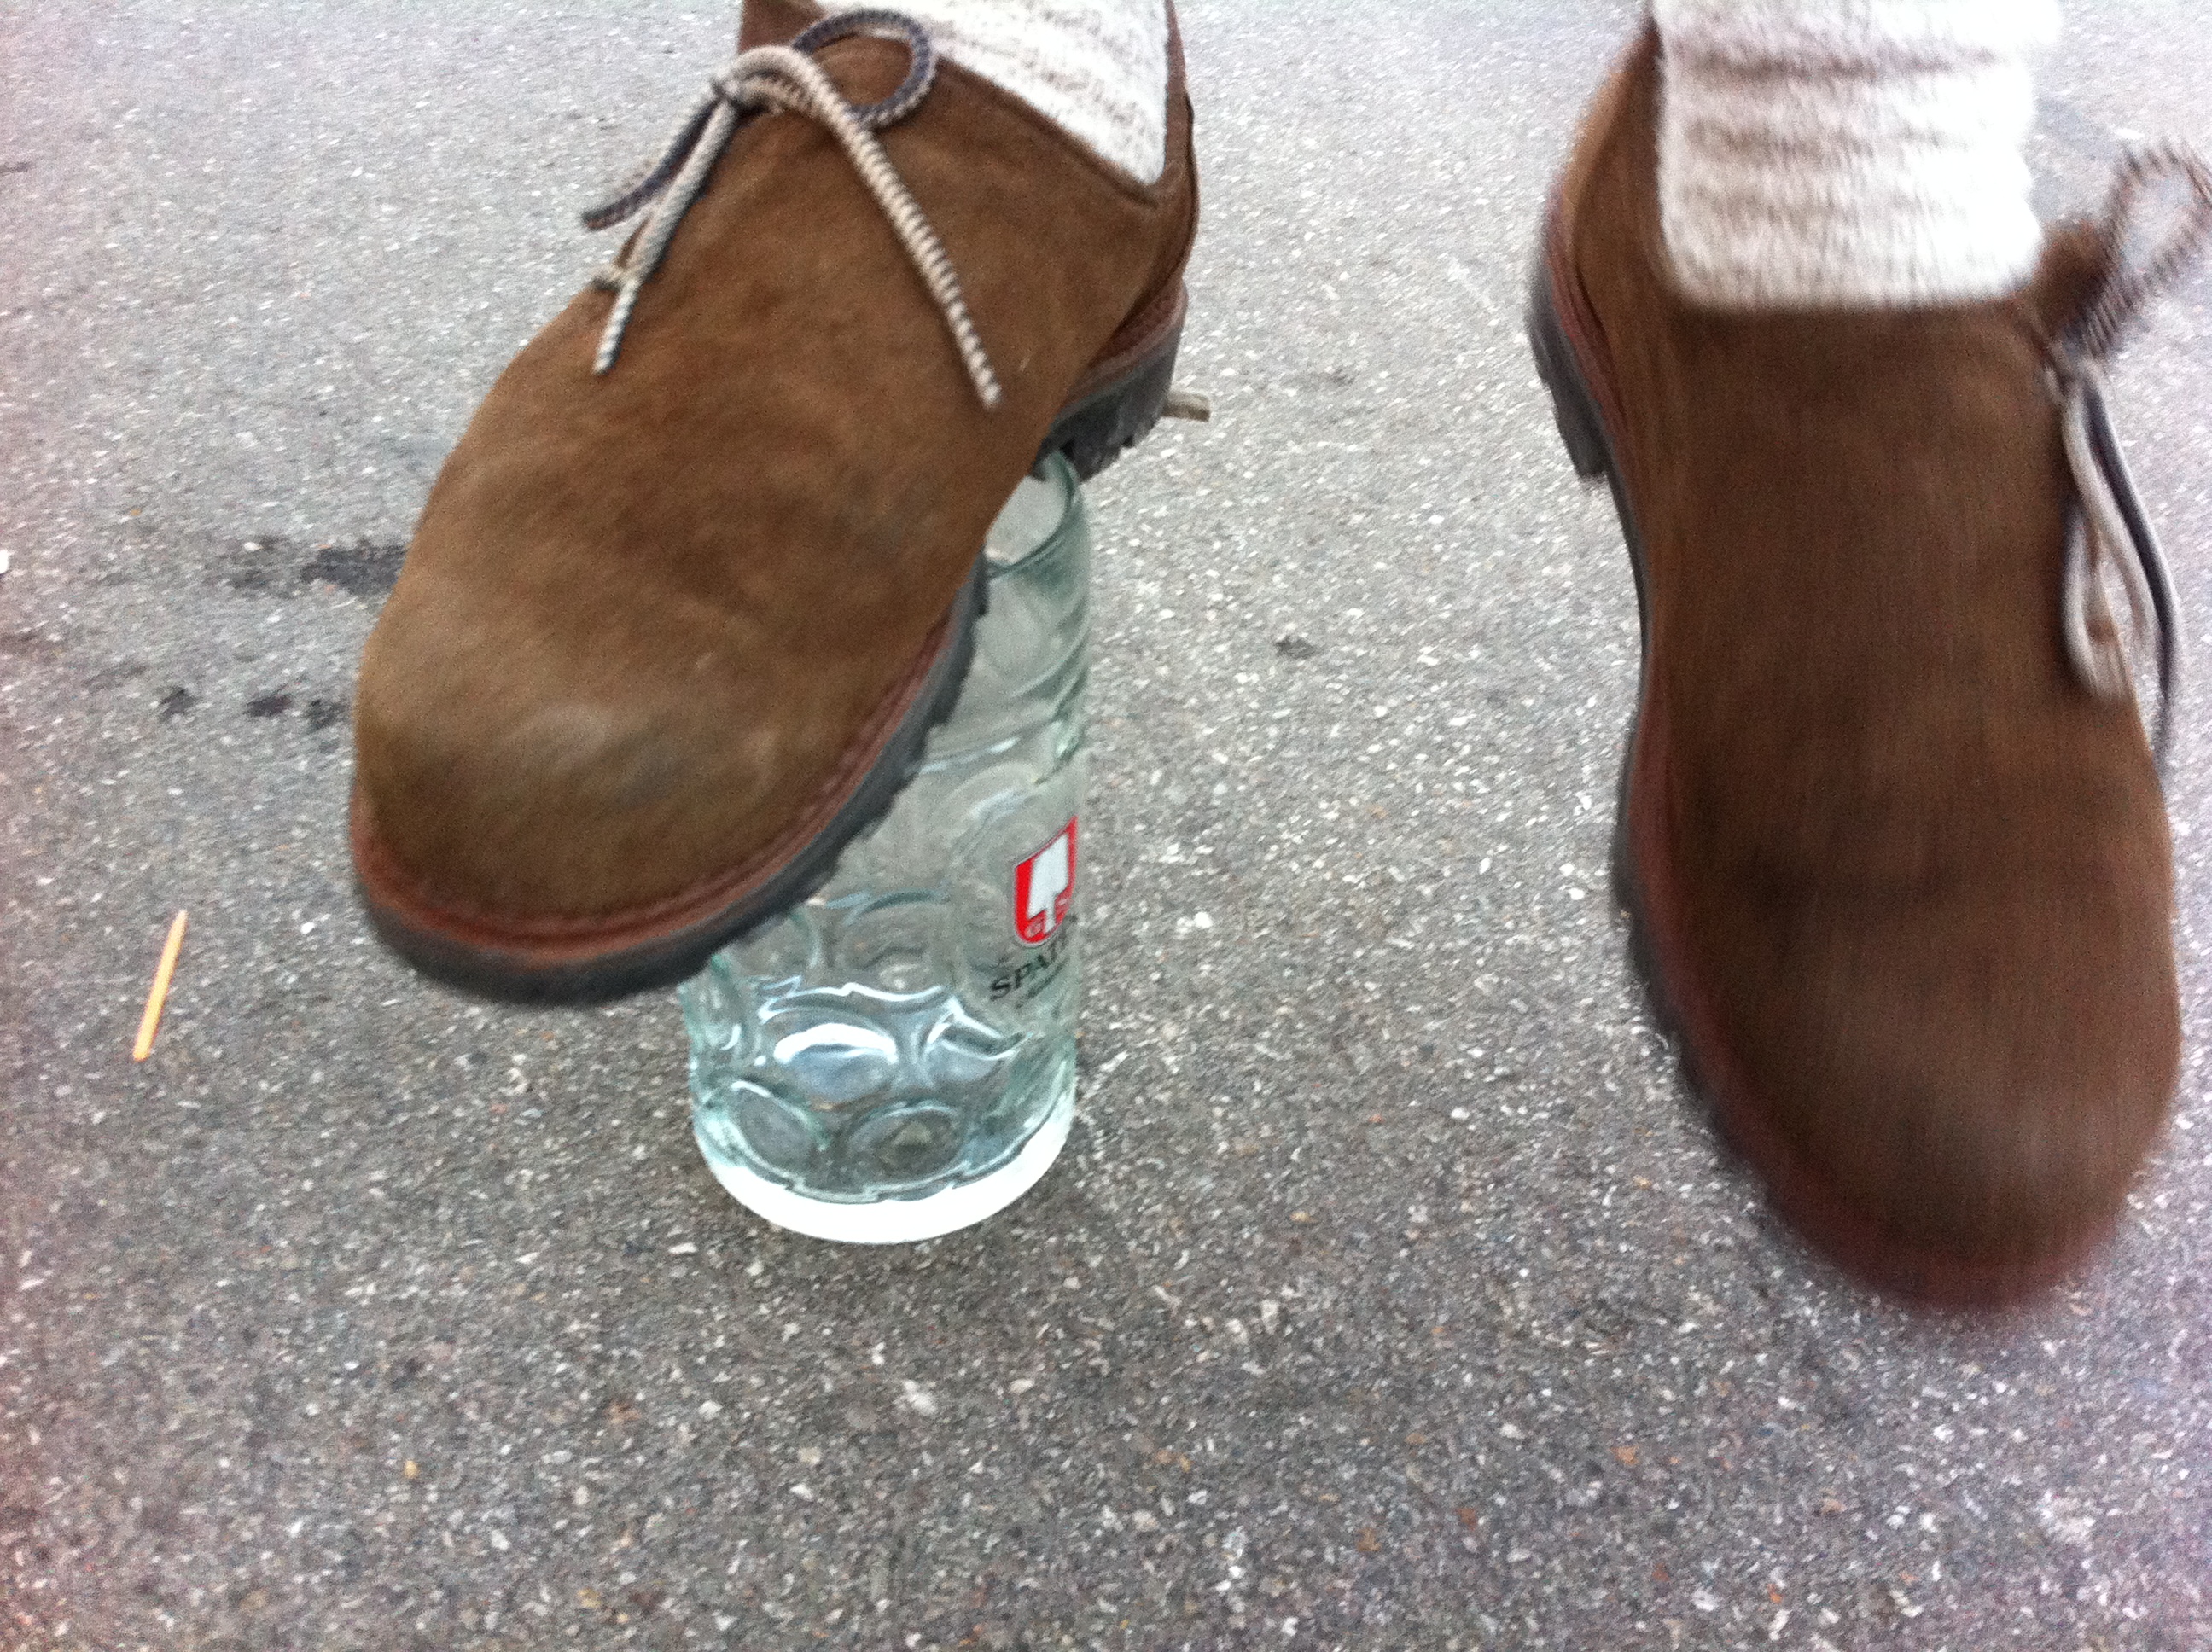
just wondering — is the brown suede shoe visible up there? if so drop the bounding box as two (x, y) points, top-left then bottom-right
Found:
(1529, 31), (2206, 1306)
(352, 1), (1197, 1003)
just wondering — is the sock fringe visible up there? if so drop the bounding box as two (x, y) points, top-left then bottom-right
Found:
(1657, 0), (2056, 308)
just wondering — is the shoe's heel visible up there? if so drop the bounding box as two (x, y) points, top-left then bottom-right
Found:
(1038, 305), (1185, 482)
(1527, 248), (1653, 962)
(1527, 269), (1610, 484)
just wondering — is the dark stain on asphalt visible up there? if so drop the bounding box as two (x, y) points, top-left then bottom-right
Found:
(0, 629), (64, 660)
(217, 535), (406, 601)
(300, 538), (405, 600)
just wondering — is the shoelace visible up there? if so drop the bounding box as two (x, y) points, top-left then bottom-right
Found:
(2050, 143), (2212, 763)
(579, 8), (1001, 405)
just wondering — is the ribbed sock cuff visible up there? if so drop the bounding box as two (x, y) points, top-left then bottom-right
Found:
(826, 0), (1168, 183)
(1655, 0), (2061, 309)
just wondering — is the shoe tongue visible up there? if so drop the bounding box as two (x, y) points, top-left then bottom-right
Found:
(739, 0), (821, 52)
(735, 2), (925, 110)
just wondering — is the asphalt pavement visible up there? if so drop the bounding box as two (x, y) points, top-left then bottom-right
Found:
(4, 2), (2212, 1648)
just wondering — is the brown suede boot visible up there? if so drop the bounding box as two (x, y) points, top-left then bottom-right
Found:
(1530, 31), (2208, 1306)
(352, 1), (1196, 1003)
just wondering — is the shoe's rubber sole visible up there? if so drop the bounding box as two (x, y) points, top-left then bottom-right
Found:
(1039, 286), (1185, 482)
(1528, 231), (2093, 1310)
(356, 294), (1186, 1008)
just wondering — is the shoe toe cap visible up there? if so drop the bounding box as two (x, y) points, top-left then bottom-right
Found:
(1711, 885), (2177, 1291)
(352, 590), (821, 922)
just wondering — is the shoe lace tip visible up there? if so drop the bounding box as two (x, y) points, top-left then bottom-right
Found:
(1163, 387), (1212, 422)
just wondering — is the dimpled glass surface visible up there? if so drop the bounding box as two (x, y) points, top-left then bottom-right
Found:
(679, 458), (1088, 1207)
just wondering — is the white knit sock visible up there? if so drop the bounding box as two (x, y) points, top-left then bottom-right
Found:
(1655, 0), (2060, 309)
(825, 0), (1169, 183)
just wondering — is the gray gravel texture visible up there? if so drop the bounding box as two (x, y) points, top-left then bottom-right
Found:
(4, 2), (2212, 1649)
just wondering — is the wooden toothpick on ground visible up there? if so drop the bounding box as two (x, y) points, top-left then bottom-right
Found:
(133, 910), (189, 1062)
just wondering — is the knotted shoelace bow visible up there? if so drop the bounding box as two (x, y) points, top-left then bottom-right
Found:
(579, 8), (1001, 405)
(2051, 143), (2212, 764)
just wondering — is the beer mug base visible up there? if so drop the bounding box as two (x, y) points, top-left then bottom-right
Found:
(696, 1079), (1073, 1244)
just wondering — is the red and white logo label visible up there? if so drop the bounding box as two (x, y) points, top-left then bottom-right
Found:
(1013, 818), (1078, 945)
